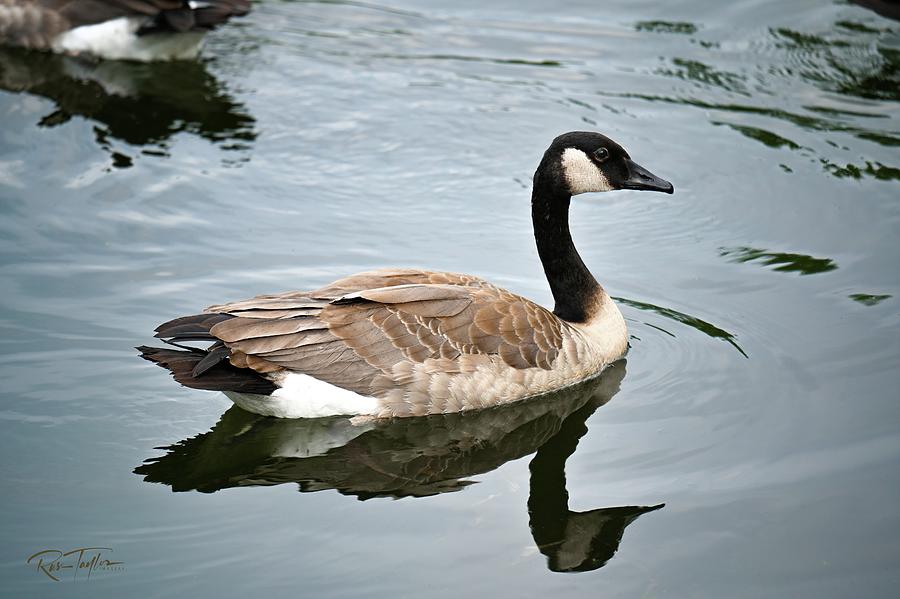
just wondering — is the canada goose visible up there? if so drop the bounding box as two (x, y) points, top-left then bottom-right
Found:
(139, 131), (674, 418)
(0, 0), (250, 61)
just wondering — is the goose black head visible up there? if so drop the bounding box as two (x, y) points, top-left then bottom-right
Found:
(537, 131), (674, 196)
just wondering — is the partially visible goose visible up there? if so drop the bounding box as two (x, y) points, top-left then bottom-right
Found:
(0, 0), (250, 61)
(139, 131), (674, 418)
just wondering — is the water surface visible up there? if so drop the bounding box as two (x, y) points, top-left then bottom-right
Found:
(1, 1), (899, 597)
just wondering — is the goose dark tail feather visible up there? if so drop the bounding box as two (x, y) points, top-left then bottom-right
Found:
(138, 0), (253, 35)
(153, 312), (232, 343)
(140, 310), (275, 395)
(138, 345), (277, 394)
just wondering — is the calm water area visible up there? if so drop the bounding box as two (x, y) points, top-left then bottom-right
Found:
(1, 0), (899, 597)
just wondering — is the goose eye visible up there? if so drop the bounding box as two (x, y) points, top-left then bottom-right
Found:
(592, 147), (610, 163)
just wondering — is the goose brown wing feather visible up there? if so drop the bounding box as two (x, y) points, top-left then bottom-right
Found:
(200, 273), (568, 397)
(309, 268), (493, 298)
(51, 0), (249, 25)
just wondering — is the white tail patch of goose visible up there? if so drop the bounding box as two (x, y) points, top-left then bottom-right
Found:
(53, 17), (205, 61)
(561, 148), (612, 195)
(225, 374), (378, 419)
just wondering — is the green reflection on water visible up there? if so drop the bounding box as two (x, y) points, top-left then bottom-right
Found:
(612, 297), (747, 358)
(771, 26), (900, 102)
(635, 21), (698, 35)
(820, 159), (900, 180)
(603, 92), (895, 144)
(836, 20), (889, 35)
(772, 27), (851, 49)
(720, 246), (838, 275)
(849, 293), (892, 306)
(713, 122), (802, 149)
(833, 45), (900, 102)
(602, 91), (900, 178)
(658, 58), (748, 95)
(620, 11), (900, 171)
(855, 131), (900, 147)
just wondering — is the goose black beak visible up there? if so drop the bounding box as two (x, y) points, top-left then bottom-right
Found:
(623, 159), (674, 194)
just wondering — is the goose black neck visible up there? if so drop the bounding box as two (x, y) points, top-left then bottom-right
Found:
(531, 176), (601, 323)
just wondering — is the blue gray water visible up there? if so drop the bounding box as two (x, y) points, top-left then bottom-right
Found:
(1, 0), (899, 597)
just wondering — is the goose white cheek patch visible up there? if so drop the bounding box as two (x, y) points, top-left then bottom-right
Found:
(561, 148), (612, 195)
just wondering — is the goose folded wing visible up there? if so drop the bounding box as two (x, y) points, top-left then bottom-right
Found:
(204, 283), (566, 396)
(47, 0), (178, 28)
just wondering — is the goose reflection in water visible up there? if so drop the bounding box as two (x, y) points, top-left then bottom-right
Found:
(0, 46), (255, 167)
(135, 360), (663, 573)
